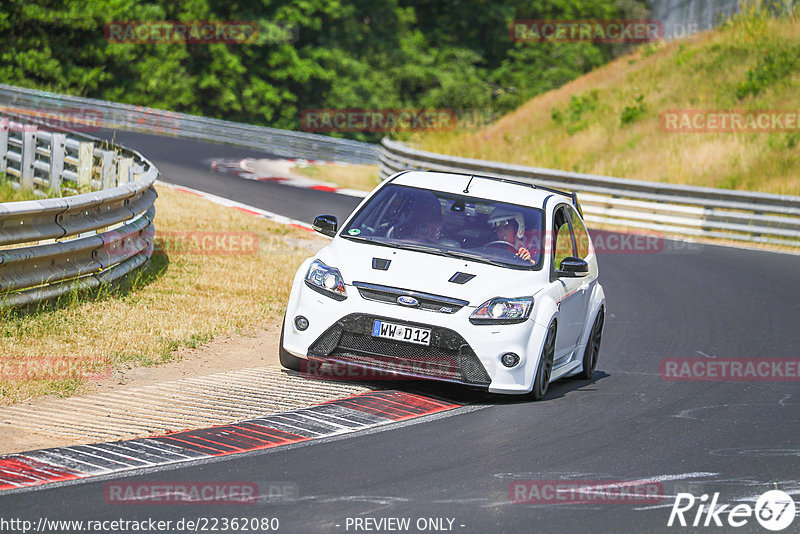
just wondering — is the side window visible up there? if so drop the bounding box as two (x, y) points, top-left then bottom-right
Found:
(569, 207), (590, 259)
(552, 206), (576, 271)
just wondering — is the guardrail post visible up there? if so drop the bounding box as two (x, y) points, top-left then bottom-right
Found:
(117, 157), (133, 185)
(49, 133), (66, 194)
(101, 150), (115, 189)
(0, 118), (8, 174)
(133, 164), (145, 181)
(78, 141), (94, 190)
(21, 124), (37, 190)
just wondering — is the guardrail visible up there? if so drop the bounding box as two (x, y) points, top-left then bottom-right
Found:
(0, 111), (158, 307)
(0, 83), (379, 165)
(379, 138), (800, 248)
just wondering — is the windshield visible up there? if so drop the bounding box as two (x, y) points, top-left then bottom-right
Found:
(342, 184), (544, 270)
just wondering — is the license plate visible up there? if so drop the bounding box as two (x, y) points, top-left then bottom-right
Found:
(371, 320), (431, 346)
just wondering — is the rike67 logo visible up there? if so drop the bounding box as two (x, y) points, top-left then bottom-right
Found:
(668, 490), (796, 531)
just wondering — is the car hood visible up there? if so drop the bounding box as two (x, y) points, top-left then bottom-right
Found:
(316, 237), (548, 306)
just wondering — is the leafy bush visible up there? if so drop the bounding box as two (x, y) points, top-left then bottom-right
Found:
(736, 45), (800, 98)
(551, 90), (599, 135)
(620, 94), (646, 125)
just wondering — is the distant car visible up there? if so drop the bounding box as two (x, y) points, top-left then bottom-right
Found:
(280, 170), (605, 399)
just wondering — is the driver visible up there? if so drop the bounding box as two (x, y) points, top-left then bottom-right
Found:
(487, 208), (536, 263)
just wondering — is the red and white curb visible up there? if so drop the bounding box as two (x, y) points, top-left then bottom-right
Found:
(0, 391), (459, 492)
(156, 181), (316, 233)
(210, 158), (368, 198)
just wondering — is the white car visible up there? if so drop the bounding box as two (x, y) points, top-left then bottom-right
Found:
(280, 170), (605, 399)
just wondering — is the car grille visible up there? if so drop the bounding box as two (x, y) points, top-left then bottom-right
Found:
(353, 282), (468, 314)
(307, 314), (491, 386)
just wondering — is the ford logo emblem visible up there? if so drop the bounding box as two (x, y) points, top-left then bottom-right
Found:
(397, 295), (419, 307)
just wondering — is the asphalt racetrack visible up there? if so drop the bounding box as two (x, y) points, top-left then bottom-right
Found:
(2, 131), (798, 533)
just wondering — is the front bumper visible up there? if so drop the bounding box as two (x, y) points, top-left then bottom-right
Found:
(307, 313), (492, 387)
(283, 273), (548, 394)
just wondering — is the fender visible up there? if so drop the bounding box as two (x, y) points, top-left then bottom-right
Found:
(282, 257), (315, 356)
(585, 282), (606, 340)
(525, 293), (560, 391)
(566, 283), (606, 376)
(531, 292), (559, 329)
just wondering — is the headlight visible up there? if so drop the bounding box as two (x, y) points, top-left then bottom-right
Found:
(305, 259), (347, 301)
(470, 297), (533, 324)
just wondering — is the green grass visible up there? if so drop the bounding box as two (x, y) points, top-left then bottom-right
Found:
(413, 6), (800, 196)
(0, 172), (82, 202)
(0, 177), (45, 202)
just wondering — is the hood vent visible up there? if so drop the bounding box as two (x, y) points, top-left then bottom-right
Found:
(372, 258), (391, 270)
(449, 272), (475, 284)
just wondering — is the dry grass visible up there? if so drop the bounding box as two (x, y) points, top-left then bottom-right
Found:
(295, 164), (381, 192)
(0, 185), (325, 405)
(413, 15), (800, 196)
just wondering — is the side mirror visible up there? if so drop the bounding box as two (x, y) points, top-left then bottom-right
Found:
(312, 215), (338, 237)
(556, 257), (589, 278)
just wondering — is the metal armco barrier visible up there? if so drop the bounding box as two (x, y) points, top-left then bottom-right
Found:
(379, 138), (800, 248)
(0, 83), (378, 165)
(0, 112), (158, 307)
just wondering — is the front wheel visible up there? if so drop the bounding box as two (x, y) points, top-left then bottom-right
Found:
(279, 317), (303, 371)
(578, 308), (604, 379)
(531, 321), (556, 401)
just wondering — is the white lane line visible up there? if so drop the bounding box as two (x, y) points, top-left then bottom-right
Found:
(156, 181), (318, 231)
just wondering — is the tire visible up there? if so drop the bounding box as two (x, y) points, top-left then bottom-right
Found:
(279, 317), (303, 371)
(578, 308), (604, 380)
(531, 321), (556, 401)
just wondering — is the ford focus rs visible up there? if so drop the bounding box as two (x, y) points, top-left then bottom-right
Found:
(280, 170), (605, 399)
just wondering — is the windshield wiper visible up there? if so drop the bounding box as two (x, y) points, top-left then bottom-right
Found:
(346, 236), (450, 256)
(392, 243), (453, 256)
(345, 235), (403, 249)
(436, 249), (511, 268)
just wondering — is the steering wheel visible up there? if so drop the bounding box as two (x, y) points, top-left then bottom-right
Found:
(483, 240), (518, 253)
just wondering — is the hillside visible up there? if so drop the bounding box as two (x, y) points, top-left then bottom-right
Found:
(414, 12), (800, 196)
